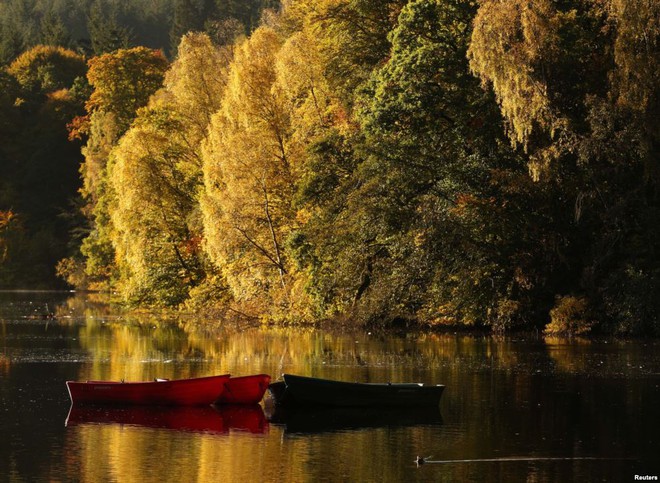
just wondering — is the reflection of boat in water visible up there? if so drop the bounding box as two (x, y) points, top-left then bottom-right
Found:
(269, 374), (445, 407)
(66, 374), (231, 406)
(268, 405), (442, 434)
(65, 404), (268, 434)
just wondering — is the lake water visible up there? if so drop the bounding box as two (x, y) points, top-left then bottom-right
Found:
(1, 291), (659, 482)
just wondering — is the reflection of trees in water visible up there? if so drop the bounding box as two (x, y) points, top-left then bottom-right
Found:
(0, 354), (9, 375)
(2, 292), (657, 482)
(544, 336), (657, 376)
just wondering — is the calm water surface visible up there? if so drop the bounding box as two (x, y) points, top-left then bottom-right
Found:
(1, 291), (658, 482)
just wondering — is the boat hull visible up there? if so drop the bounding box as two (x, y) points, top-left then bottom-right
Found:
(269, 374), (444, 407)
(66, 374), (230, 406)
(217, 374), (271, 405)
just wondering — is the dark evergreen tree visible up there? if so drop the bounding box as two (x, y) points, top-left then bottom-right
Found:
(39, 11), (71, 47)
(87, 3), (133, 55)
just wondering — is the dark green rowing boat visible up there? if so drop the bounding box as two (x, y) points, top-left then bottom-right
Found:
(268, 374), (444, 407)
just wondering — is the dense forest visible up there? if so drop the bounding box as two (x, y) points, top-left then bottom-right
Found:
(1, 0), (658, 335)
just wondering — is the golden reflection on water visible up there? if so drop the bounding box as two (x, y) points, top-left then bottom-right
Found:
(64, 415), (441, 483)
(59, 304), (632, 384)
(57, 311), (462, 483)
(0, 293), (655, 483)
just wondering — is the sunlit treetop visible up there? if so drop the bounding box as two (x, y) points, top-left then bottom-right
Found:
(7, 45), (86, 93)
(86, 47), (169, 133)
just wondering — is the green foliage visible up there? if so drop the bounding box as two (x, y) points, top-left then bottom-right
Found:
(1, 0), (659, 335)
(281, 0), (406, 107)
(0, 70), (19, 145)
(0, 0), (274, 64)
(0, 46), (86, 288)
(87, 2), (134, 55)
(295, 0), (509, 324)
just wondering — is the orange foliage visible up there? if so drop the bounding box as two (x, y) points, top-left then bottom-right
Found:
(0, 210), (17, 229)
(67, 115), (91, 141)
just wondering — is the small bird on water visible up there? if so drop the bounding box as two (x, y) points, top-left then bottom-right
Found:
(415, 456), (432, 467)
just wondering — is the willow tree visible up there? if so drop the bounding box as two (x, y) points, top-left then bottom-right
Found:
(108, 33), (229, 306)
(468, 0), (660, 334)
(609, 0), (660, 180)
(202, 26), (295, 312)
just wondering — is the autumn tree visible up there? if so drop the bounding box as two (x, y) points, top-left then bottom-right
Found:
(608, 0), (660, 181)
(162, 32), (232, 131)
(86, 47), (169, 133)
(280, 0), (407, 107)
(202, 26), (295, 312)
(108, 33), (229, 306)
(291, 0), (516, 325)
(64, 47), (168, 289)
(582, 0), (660, 333)
(7, 45), (86, 95)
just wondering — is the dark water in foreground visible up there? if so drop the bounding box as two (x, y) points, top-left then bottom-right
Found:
(1, 291), (659, 482)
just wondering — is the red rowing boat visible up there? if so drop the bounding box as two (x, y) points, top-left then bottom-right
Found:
(218, 374), (271, 404)
(66, 374), (230, 406)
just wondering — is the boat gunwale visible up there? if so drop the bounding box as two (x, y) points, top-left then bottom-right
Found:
(66, 374), (232, 406)
(271, 374), (445, 408)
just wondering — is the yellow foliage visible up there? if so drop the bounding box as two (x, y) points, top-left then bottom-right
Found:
(468, 0), (564, 150)
(545, 295), (595, 336)
(86, 47), (168, 131)
(493, 298), (521, 332)
(163, 32), (230, 131)
(199, 15), (348, 319)
(609, 0), (660, 114)
(202, 26), (294, 305)
(80, 110), (119, 205)
(102, 34), (232, 304)
(7, 45), (85, 92)
(0, 209), (16, 229)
